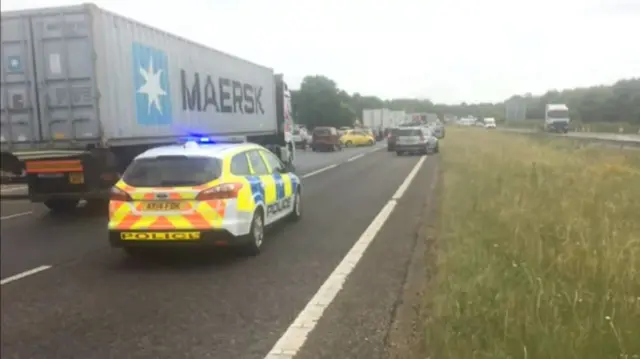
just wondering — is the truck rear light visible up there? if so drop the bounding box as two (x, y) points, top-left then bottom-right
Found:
(110, 187), (132, 202)
(419, 133), (425, 142)
(196, 183), (243, 200)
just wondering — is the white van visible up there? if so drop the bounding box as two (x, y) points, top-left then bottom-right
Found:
(484, 118), (497, 129)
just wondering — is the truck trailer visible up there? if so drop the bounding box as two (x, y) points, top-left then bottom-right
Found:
(1, 4), (296, 213)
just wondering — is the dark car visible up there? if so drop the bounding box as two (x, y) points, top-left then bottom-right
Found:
(387, 128), (400, 151)
(311, 127), (342, 152)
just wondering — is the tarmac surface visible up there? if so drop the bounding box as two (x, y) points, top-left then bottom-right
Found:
(1, 143), (437, 359)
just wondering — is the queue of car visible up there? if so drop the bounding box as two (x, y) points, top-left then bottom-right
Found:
(106, 122), (438, 258)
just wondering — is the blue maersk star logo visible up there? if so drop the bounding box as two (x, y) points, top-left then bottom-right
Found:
(137, 57), (167, 115)
(131, 42), (173, 126)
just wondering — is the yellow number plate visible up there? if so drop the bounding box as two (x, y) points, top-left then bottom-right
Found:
(120, 232), (201, 241)
(68, 173), (84, 184)
(143, 202), (186, 211)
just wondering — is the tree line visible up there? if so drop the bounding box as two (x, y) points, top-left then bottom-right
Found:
(290, 76), (640, 128)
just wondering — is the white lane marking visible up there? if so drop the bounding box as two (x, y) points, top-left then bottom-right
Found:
(392, 156), (427, 199)
(1, 185), (27, 193)
(301, 146), (384, 179)
(301, 164), (339, 179)
(1, 211), (33, 220)
(1, 265), (52, 285)
(346, 153), (364, 162)
(265, 155), (428, 358)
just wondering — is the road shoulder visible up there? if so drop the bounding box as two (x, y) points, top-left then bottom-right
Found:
(294, 155), (440, 359)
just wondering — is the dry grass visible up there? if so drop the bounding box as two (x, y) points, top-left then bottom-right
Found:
(502, 119), (640, 134)
(424, 128), (640, 359)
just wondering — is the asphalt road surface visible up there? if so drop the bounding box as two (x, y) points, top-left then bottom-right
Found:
(1, 142), (436, 359)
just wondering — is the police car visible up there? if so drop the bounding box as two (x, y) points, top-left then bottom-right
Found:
(107, 138), (302, 256)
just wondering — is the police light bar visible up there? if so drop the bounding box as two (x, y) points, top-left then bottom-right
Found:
(178, 134), (247, 145)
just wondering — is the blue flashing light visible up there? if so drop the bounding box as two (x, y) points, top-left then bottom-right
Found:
(182, 134), (216, 144)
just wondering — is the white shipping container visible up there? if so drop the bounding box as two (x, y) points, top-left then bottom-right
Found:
(1, 4), (278, 153)
(390, 110), (405, 126)
(362, 109), (377, 128)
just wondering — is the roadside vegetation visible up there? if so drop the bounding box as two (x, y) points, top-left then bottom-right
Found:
(424, 127), (640, 359)
(500, 119), (640, 134)
(290, 77), (640, 134)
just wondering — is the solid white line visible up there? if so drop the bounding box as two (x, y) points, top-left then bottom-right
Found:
(1, 265), (52, 285)
(1, 185), (27, 193)
(264, 156), (427, 359)
(392, 155), (427, 199)
(1, 211), (33, 220)
(301, 164), (339, 179)
(346, 153), (365, 162)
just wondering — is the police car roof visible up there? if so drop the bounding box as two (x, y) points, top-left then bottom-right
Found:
(135, 142), (264, 160)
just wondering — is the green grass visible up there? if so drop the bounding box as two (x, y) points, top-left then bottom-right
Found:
(501, 120), (640, 134)
(424, 128), (640, 359)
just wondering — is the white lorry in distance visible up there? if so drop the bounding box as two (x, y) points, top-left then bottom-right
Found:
(545, 104), (570, 133)
(484, 118), (497, 129)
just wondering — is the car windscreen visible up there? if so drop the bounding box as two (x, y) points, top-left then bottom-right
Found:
(395, 129), (422, 136)
(122, 156), (222, 187)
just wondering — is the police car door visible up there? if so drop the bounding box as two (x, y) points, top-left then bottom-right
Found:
(246, 150), (278, 225)
(260, 150), (294, 220)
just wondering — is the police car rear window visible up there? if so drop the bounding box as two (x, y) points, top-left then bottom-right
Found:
(122, 156), (222, 187)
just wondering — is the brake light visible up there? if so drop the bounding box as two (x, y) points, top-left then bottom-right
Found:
(110, 187), (132, 202)
(419, 132), (426, 142)
(196, 183), (243, 200)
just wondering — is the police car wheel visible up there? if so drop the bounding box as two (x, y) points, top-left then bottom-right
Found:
(288, 190), (302, 222)
(241, 210), (265, 256)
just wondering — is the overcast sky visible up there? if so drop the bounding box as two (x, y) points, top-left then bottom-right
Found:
(2, 0), (639, 104)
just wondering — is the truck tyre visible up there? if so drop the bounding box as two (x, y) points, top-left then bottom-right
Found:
(44, 199), (79, 213)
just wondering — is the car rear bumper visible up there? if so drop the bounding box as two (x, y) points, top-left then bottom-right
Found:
(108, 229), (252, 248)
(395, 144), (430, 152)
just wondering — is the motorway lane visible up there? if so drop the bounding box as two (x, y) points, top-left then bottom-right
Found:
(0, 145), (383, 220)
(0, 149), (426, 359)
(0, 145), (384, 280)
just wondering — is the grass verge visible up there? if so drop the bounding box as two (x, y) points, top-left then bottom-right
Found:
(424, 128), (640, 359)
(501, 120), (640, 134)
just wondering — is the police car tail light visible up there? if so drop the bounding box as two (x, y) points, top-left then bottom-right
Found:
(196, 183), (243, 200)
(110, 187), (132, 202)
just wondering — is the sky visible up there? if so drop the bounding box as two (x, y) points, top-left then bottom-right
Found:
(2, 0), (639, 104)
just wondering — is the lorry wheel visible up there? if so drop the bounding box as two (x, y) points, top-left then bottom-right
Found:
(44, 199), (79, 213)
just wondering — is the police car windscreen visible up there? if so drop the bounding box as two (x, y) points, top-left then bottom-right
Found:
(122, 156), (222, 187)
